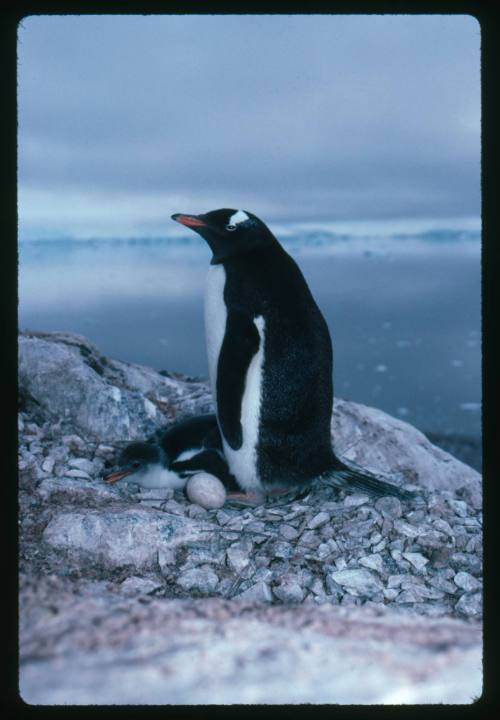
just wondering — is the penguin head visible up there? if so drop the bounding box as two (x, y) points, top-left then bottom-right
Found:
(171, 208), (275, 263)
(104, 441), (162, 483)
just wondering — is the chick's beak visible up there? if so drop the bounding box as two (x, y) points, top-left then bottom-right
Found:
(104, 468), (133, 484)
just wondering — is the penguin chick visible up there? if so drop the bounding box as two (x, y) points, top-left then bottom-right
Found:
(104, 414), (240, 493)
(104, 440), (186, 490)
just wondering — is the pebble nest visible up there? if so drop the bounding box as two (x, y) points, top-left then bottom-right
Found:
(19, 411), (482, 622)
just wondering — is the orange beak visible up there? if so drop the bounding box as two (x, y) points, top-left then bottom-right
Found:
(104, 468), (133, 484)
(171, 213), (208, 228)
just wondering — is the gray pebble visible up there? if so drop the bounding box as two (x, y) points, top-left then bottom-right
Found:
(417, 585), (445, 601)
(298, 530), (321, 548)
(95, 444), (117, 460)
(41, 457), (55, 474)
(215, 509), (232, 526)
(465, 536), (482, 553)
(394, 519), (423, 537)
(372, 539), (387, 553)
(176, 567), (219, 593)
(428, 575), (457, 595)
(450, 552), (482, 574)
(334, 557), (348, 571)
(432, 518), (454, 537)
(308, 577), (326, 597)
(455, 592), (482, 617)
(402, 552), (429, 571)
(406, 509), (426, 523)
(359, 553), (384, 574)
(233, 581), (272, 603)
(162, 499), (186, 515)
(307, 511), (330, 529)
(137, 487), (173, 501)
(273, 541), (294, 559)
(387, 574), (408, 588)
(255, 555), (271, 568)
(244, 520), (267, 534)
(468, 492), (482, 511)
(396, 589), (420, 604)
(389, 538), (405, 552)
(273, 576), (306, 603)
(279, 524), (299, 540)
(65, 469), (92, 480)
(375, 496), (402, 518)
(316, 543), (331, 560)
(62, 434), (86, 452)
(329, 568), (383, 596)
(252, 567), (272, 583)
(186, 503), (208, 519)
(454, 571), (481, 592)
(68, 457), (96, 475)
(447, 499), (469, 518)
(348, 519), (376, 537)
(454, 534), (469, 550)
(343, 494), (370, 508)
(416, 531), (447, 548)
(429, 547), (453, 569)
(120, 576), (163, 596)
(226, 544), (250, 573)
(319, 524), (337, 540)
(226, 517), (244, 532)
(25, 422), (41, 437)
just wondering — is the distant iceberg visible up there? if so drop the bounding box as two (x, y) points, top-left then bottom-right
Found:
(19, 215), (481, 257)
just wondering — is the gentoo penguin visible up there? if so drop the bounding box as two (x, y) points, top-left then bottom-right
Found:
(172, 208), (413, 504)
(104, 414), (239, 492)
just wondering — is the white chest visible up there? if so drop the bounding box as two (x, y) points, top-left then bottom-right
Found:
(204, 265), (227, 403)
(204, 265), (266, 492)
(130, 464), (187, 490)
(224, 315), (265, 491)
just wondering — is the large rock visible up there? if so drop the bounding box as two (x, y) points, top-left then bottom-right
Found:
(19, 591), (482, 705)
(18, 330), (212, 442)
(331, 399), (480, 494)
(42, 506), (215, 571)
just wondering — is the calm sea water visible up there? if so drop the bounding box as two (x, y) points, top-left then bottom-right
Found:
(19, 222), (481, 444)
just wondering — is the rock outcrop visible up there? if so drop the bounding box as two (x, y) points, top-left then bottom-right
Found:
(18, 330), (483, 704)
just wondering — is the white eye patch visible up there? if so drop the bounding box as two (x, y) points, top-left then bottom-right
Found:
(228, 210), (249, 226)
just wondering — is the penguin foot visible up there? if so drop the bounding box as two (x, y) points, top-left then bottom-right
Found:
(225, 490), (266, 507)
(264, 486), (312, 506)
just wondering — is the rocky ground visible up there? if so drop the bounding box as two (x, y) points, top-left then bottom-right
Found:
(18, 330), (483, 704)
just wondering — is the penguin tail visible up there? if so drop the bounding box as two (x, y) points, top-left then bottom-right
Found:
(322, 457), (416, 501)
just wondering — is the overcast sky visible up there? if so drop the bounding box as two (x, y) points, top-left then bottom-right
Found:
(18, 14), (480, 238)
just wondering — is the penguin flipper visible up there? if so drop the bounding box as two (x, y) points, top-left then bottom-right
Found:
(216, 311), (261, 450)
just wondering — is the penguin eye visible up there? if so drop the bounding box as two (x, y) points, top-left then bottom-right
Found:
(225, 224), (237, 232)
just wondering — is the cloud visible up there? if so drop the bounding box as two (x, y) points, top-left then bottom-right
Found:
(18, 14), (480, 234)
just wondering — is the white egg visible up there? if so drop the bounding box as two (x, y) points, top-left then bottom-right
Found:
(186, 473), (227, 509)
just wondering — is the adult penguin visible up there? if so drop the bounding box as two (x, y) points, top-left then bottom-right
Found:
(172, 209), (412, 505)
